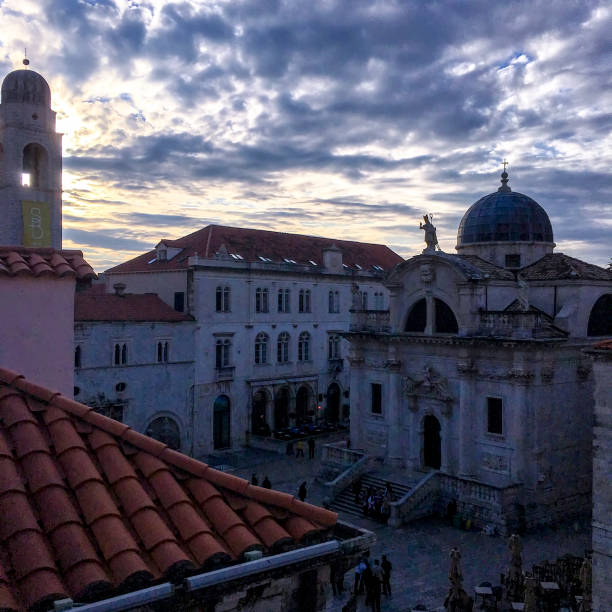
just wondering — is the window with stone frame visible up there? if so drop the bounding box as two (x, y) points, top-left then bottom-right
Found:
(487, 397), (503, 435)
(216, 286), (231, 312)
(277, 332), (290, 363)
(255, 288), (269, 313)
(298, 332), (311, 361)
(277, 288), (290, 313)
(371, 383), (382, 414)
(360, 291), (368, 310)
(114, 343), (128, 366)
(299, 289), (311, 313)
(157, 341), (169, 363)
(255, 332), (268, 364)
(374, 291), (384, 310)
(74, 345), (81, 368)
(215, 339), (231, 368)
(328, 290), (340, 313)
(328, 334), (340, 359)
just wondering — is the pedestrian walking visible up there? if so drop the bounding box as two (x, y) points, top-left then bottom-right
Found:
(308, 437), (315, 459)
(251, 473), (258, 486)
(370, 560), (383, 612)
(381, 554), (392, 596)
(262, 476), (271, 489)
(295, 440), (305, 457)
(354, 558), (366, 595)
(362, 559), (373, 603)
(298, 481), (307, 502)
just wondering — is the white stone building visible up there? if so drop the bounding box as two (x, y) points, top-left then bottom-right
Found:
(99, 225), (403, 456)
(74, 286), (196, 451)
(347, 171), (612, 531)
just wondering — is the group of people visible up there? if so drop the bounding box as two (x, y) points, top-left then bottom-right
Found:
(352, 555), (392, 612)
(353, 481), (394, 522)
(286, 437), (316, 459)
(250, 474), (271, 488)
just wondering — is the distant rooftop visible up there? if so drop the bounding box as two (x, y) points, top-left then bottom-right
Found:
(106, 224), (404, 274)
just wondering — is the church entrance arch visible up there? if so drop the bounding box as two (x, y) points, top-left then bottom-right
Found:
(274, 387), (290, 430)
(213, 395), (231, 449)
(423, 414), (441, 469)
(326, 383), (340, 423)
(252, 389), (269, 435)
(296, 386), (310, 424)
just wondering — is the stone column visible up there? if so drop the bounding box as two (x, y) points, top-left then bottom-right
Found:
(386, 367), (404, 469)
(457, 361), (477, 478)
(425, 290), (434, 335)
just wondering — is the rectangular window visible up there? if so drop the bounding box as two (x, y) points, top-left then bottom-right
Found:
(94, 403), (124, 422)
(174, 292), (185, 312)
(278, 288), (290, 313)
(487, 397), (503, 435)
(371, 383), (382, 414)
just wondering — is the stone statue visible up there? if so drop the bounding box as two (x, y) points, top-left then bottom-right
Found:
(505, 534), (524, 601)
(420, 214), (438, 253)
(517, 274), (529, 311)
(444, 548), (473, 612)
(351, 283), (360, 310)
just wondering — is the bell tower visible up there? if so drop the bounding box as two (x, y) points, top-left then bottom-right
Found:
(0, 60), (62, 248)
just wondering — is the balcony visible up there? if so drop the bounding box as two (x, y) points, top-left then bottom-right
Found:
(476, 310), (567, 340)
(349, 309), (391, 333)
(216, 366), (235, 381)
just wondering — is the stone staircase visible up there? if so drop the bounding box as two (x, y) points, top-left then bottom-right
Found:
(330, 472), (420, 518)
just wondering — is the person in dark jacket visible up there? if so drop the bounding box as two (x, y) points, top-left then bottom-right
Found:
(262, 476), (271, 488)
(308, 437), (315, 459)
(381, 554), (392, 596)
(251, 473), (258, 486)
(298, 481), (307, 501)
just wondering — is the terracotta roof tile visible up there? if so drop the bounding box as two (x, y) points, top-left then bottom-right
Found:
(593, 338), (612, 350)
(0, 247), (95, 280)
(75, 293), (194, 323)
(106, 223), (403, 274)
(520, 253), (612, 281)
(0, 368), (338, 610)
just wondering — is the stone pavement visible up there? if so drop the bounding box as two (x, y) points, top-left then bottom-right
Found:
(209, 447), (591, 611)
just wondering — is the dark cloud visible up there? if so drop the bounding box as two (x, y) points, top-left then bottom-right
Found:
(63, 228), (152, 252)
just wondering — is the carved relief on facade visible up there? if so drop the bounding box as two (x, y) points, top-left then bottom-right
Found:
(456, 359), (478, 376)
(481, 451), (509, 472)
(506, 367), (535, 382)
(401, 365), (453, 416)
(365, 423), (388, 448)
(420, 263), (435, 284)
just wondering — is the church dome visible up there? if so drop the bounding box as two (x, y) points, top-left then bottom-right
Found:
(457, 171), (553, 245)
(1, 69), (51, 107)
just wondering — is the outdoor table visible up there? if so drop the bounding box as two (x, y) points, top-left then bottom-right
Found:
(474, 585), (495, 609)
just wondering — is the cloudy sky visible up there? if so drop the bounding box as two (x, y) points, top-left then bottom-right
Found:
(1, 0), (610, 271)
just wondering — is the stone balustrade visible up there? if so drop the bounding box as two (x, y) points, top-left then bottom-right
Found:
(349, 309), (391, 333)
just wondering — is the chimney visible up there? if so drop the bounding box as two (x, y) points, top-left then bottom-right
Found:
(113, 283), (126, 297)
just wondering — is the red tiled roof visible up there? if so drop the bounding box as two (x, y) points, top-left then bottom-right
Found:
(105, 224), (404, 274)
(0, 247), (96, 280)
(0, 369), (337, 611)
(520, 253), (612, 281)
(75, 293), (194, 322)
(592, 339), (612, 350)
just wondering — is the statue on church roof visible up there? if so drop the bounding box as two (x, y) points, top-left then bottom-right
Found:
(420, 214), (438, 253)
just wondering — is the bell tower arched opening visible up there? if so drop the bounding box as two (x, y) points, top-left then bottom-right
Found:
(22, 143), (49, 189)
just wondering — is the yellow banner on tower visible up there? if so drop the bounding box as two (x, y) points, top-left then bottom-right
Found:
(22, 200), (52, 247)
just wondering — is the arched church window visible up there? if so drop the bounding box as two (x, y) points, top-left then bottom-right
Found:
(22, 143), (48, 189)
(434, 298), (459, 334)
(405, 298), (426, 332)
(277, 332), (289, 363)
(146, 416), (181, 450)
(587, 294), (612, 336)
(298, 332), (310, 361)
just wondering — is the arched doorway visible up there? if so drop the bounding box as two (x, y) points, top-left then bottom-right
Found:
(213, 395), (231, 449)
(587, 294), (612, 336)
(252, 389), (269, 435)
(274, 387), (290, 430)
(296, 386), (310, 424)
(423, 415), (441, 469)
(146, 416), (181, 450)
(326, 383), (340, 423)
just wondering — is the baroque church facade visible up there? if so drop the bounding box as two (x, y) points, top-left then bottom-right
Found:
(347, 171), (612, 529)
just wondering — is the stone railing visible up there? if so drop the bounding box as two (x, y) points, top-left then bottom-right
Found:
(349, 310), (391, 333)
(322, 454), (370, 501)
(388, 471), (440, 527)
(388, 471), (523, 534)
(319, 442), (368, 501)
(477, 310), (548, 339)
